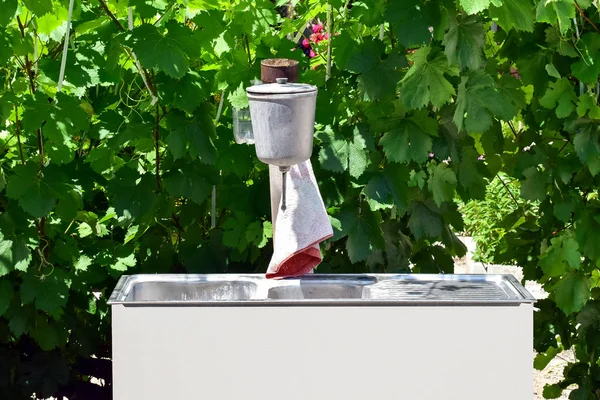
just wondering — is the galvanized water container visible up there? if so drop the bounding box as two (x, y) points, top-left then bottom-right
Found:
(246, 78), (317, 167)
(108, 274), (534, 400)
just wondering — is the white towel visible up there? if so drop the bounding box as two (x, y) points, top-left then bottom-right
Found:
(266, 160), (333, 279)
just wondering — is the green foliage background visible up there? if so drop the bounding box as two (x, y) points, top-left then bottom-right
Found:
(0, 0), (600, 398)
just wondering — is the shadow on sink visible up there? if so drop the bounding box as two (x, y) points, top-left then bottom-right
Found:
(268, 276), (376, 299)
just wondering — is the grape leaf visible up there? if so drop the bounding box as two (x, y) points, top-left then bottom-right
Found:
(337, 206), (385, 263)
(22, 93), (89, 164)
(22, 0), (52, 16)
(443, 13), (485, 70)
(107, 168), (157, 218)
(540, 77), (578, 118)
(428, 164), (458, 206)
(380, 111), (437, 164)
(520, 166), (549, 201)
(490, 0), (535, 32)
(222, 213), (251, 251)
(536, 0), (575, 34)
(457, 149), (487, 200)
(227, 82), (249, 109)
(163, 166), (213, 205)
(131, 21), (200, 78)
(454, 71), (517, 132)
(576, 208), (600, 260)
(318, 126), (370, 178)
(0, 236), (31, 276)
(363, 164), (409, 212)
(408, 200), (444, 240)
(165, 108), (217, 163)
(384, 0), (441, 47)
(400, 46), (459, 110)
(6, 164), (69, 218)
(555, 274), (590, 315)
(459, 0), (502, 14)
(571, 33), (600, 84)
(20, 269), (69, 317)
(0, 279), (14, 317)
(577, 94), (600, 119)
(0, 0), (17, 26)
(346, 39), (406, 101)
(568, 119), (600, 176)
(112, 253), (136, 271)
(540, 235), (581, 276)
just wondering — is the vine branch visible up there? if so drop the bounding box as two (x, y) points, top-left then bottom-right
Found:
(154, 103), (162, 192)
(575, 1), (600, 34)
(98, 0), (125, 31)
(14, 105), (25, 165)
(496, 174), (520, 208)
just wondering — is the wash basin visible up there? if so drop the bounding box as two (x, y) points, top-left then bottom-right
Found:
(267, 275), (376, 299)
(122, 276), (258, 302)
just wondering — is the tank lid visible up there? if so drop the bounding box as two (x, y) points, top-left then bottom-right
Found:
(246, 78), (317, 95)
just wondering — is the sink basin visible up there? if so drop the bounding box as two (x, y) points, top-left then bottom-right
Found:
(267, 276), (376, 299)
(124, 277), (258, 302)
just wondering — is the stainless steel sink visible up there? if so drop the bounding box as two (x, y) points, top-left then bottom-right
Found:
(268, 276), (376, 299)
(109, 273), (536, 400)
(109, 274), (535, 305)
(127, 279), (258, 302)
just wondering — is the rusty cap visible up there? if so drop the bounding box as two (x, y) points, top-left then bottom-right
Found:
(261, 58), (299, 83)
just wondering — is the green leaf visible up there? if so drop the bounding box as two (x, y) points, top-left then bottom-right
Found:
(384, 0), (441, 47)
(363, 164), (409, 212)
(459, 0), (502, 14)
(443, 13), (485, 70)
(554, 200), (575, 222)
(112, 253), (136, 271)
(6, 164), (69, 218)
(540, 235), (581, 276)
(337, 206), (385, 263)
(22, 93), (89, 164)
(380, 111), (437, 164)
(571, 33), (600, 84)
(454, 71), (518, 132)
(222, 213), (251, 251)
(0, 236), (31, 276)
(534, 346), (560, 370)
(401, 46), (459, 110)
(520, 166), (548, 201)
(166, 108), (217, 163)
(0, 279), (14, 317)
(22, 0), (52, 16)
(577, 94), (600, 119)
(9, 314), (28, 338)
(74, 255), (92, 272)
(346, 39), (406, 101)
(131, 22), (199, 78)
(408, 201), (444, 240)
(228, 82), (249, 109)
(163, 166), (213, 205)
(568, 119), (600, 176)
(318, 126), (370, 178)
(543, 383), (564, 398)
(0, 0), (17, 26)
(536, 0), (575, 34)
(555, 274), (590, 315)
(489, 0), (535, 32)
(428, 164), (457, 206)
(20, 269), (69, 317)
(539, 77), (577, 118)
